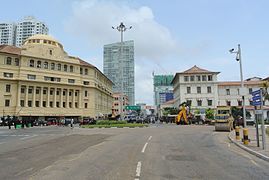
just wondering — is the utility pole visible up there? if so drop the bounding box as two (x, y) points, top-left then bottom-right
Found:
(112, 22), (132, 120)
(229, 44), (247, 128)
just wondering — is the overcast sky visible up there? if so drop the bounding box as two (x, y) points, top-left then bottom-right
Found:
(1, 0), (269, 105)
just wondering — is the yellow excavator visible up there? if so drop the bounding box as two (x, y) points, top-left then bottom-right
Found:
(176, 102), (189, 125)
(214, 106), (234, 131)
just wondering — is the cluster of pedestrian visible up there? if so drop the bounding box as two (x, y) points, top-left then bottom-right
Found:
(5, 116), (33, 129)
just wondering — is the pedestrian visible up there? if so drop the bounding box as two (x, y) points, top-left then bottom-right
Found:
(7, 116), (11, 129)
(13, 117), (17, 129)
(70, 118), (74, 129)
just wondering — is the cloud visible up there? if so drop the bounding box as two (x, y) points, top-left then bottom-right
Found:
(65, 0), (179, 60)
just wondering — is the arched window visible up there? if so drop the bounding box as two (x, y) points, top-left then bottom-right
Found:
(44, 62), (48, 69)
(80, 68), (83, 75)
(29, 59), (35, 67)
(15, 58), (20, 66)
(51, 63), (55, 70)
(6, 57), (12, 65)
(70, 66), (73, 72)
(85, 69), (88, 75)
(64, 65), (67, 72)
(57, 64), (61, 71)
(37, 61), (42, 68)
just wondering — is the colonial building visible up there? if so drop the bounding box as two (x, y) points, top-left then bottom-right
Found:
(112, 93), (129, 116)
(0, 34), (113, 122)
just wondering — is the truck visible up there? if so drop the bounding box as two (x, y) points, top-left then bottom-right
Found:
(215, 106), (234, 131)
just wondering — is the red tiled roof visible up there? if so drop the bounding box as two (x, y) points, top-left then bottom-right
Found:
(218, 81), (262, 86)
(0, 45), (21, 55)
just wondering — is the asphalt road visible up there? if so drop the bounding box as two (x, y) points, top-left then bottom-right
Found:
(0, 124), (269, 180)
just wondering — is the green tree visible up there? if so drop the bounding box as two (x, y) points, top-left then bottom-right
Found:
(262, 81), (269, 103)
(205, 108), (214, 119)
(231, 106), (251, 120)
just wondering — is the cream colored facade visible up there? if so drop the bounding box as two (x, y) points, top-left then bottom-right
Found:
(112, 93), (129, 116)
(0, 34), (113, 121)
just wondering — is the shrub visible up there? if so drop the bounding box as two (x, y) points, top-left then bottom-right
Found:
(96, 120), (127, 125)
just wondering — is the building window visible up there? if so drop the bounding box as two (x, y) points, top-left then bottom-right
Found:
(3, 72), (13, 78)
(186, 100), (192, 106)
(6, 57), (12, 65)
(197, 100), (202, 106)
(5, 99), (10, 107)
(80, 68), (83, 75)
(29, 59), (35, 67)
(56, 102), (60, 108)
(21, 87), (25, 93)
(207, 86), (212, 93)
(238, 100), (242, 106)
(49, 49), (53, 55)
(69, 91), (72, 96)
(28, 88), (33, 94)
(37, 61), (42, 68)
(63, 91), (66, 96)
(85, 103), (88, 108)
(6, 84), (11, 92)
(84, 81), (89, 85)
(226, 89), (230, 95)
(36, 89), (40, 94)
(75, 102), (78, 108)
(249, 88), (253, 94)
(202, 75), (207, 81)
(196, 75), (201, 81)
(50, 101), (53, 107)
(187, 87), (191, 94)
(35, 101), (40, 107)
(184, 76), (189, 82)
(69, 102), (72, 108)
(57, 63), (61, 71)
(85, 69), (88, 75)
(20, 100), (25, 107)
(27, 74), (36, 80)
(51, 63), (55, 70)
(43, 101), (46, 107)
(197, 87), (201, 94)
(50, 90), (53, 95)
(85, 91), (88, 97)
(43, 89), (47, 95)
(208, 100), (213, 106)
(226, 100), (231, 106)
(208, 75), (213, 81)
(15, 58), (20, 66)
(190, 76), (194, 81)
(63, 102), (66, 108)
(44, 62), (48, 69)
(68, 79), (75, 83)
(56, 91), (60, 95)
(64, 65), (67, 72)
(28, 100), (32, 107)
(75, 91), (78, 96)
(70, 66), (73, 72)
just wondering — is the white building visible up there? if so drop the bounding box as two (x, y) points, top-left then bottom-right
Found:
(172, 65), (219, 111)
(15, 16), (49, 47)
(0, 23), (16, 45)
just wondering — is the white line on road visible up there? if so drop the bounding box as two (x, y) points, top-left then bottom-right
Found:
(148, 136), (152, 141)
(20, 135), (37, 140)
(141, 142), (148, 153)
(136, 161), (142, 177)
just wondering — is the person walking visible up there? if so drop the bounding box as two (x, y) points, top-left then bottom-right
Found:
(70, 118), (74, 129)
(7, 116), (11, 129)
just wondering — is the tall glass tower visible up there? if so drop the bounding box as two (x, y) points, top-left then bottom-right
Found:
(103, 40), (135, 105)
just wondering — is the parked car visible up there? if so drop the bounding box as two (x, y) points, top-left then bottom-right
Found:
(80, 118), (96, 125)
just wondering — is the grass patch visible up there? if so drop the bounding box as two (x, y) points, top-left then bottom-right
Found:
(81, 123), (148, 128)
(96, 120), (127, 125)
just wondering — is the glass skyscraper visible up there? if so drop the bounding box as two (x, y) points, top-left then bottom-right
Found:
(103, 40), (135, 105)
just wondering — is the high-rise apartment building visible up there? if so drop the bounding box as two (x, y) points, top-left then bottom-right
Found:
(103, 40), (135, 105)
(15, 16), (48, 47)
(153, 74), (174, 107)
(0, 23), (16, 45)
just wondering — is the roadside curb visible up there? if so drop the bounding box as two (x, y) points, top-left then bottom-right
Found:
(228, 132), (269, 162)
(80, 126), (148, 129)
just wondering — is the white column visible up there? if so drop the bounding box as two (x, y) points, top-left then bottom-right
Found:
(33, 86), (36, 107)
(67, 89), (70, 108)
(72, 90), (75, 108)
(17, 83), (21, 107)
(47, 87), (50, 107)
(53, 88), (57, 108)
(78, 90), (82, 108)
(25, 86), (28, 107)
(60, 88), (63, 108)
(40, 87), (43, 107)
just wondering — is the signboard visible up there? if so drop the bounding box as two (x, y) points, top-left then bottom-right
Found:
(251, 89), (262, 106)
(125, 105), (141, 111)
(255, 110), (263, 115)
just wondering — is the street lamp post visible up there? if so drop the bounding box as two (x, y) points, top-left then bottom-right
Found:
(229, 44), (247, 128)
(112, 22), (132, 120)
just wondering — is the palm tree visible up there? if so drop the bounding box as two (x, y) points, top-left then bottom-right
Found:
(262, 81), (269, 103)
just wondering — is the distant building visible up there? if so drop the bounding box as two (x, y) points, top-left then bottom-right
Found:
(103, 40), (135, 105)
(112, 93), (129, 116)
(153, 74), (174, 106)
(0, 23), (16, 45)
(16, 16), (49, 47)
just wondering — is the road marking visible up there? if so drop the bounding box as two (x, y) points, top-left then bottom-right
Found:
(141, 142), (148, 153)
(20, 135), (37, 140)
(250, 159), (261, 167)
(136, 161), (142, 177)
(148, 136), (152, 141)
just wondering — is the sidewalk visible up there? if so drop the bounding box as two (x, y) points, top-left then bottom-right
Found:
(228, 126), (269, 162)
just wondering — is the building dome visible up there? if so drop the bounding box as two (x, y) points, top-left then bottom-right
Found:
(22, 34), (63, 49)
